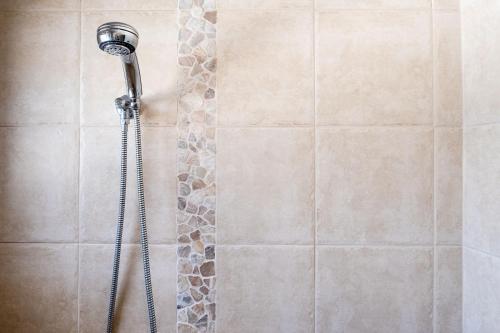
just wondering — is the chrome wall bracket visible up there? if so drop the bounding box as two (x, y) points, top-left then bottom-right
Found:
(115, 95), (140, 129)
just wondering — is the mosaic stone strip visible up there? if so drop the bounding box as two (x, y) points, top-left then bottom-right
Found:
(177, 0), (216, 332)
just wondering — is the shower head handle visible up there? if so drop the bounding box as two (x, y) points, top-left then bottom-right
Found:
(122, 53), (142, 100)
(97, 22), (142, 100)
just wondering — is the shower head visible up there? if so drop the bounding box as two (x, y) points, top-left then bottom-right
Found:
(96, 22), (142, 100)
(97, 22), (138, 56)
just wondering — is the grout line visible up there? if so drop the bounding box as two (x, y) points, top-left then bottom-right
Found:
(463, 122), (500, 128)
(80, 124), (178, 128)
(218, 8), (433, 13)
(460, 0), (466, 326)
(0, 9), (81, 13)
(0, 242), (444, 248)
(217, 244), (436, 248)
(435, 243), (463, 247)
(0, 242), (178, 247)
(316, 124), (435, 128)
(0, 124), (178, 128)
(458, 3), (466, 331)
(0, 123), (465, 129)
(431, 2), (438, 331)
(77, 0), (83, 331)
(217, 124), (437, 130)
(0, 123), (76, 127)
(81, 9), (177, 13)
(312, 0), (318, 331)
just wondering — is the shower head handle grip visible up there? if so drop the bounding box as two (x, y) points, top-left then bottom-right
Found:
(121, 53), (142, 100)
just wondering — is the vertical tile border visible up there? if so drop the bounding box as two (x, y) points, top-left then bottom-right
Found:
(177, 0), (217, 332)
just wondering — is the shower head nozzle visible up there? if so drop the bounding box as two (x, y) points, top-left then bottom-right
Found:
(96, 22), (142, 100)
(97, 22), (139, 56)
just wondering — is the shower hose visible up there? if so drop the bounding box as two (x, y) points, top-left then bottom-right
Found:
(106, 104), (157, 333)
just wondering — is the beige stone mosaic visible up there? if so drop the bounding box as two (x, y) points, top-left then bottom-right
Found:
(177, 0), (216, 332)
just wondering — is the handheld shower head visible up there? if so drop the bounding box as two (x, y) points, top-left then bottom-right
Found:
(97, 22), (142, 99)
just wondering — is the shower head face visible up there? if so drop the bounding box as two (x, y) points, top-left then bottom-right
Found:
(97, 22), (139, 56)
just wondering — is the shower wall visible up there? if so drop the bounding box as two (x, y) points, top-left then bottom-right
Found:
(0, 0), (179, 331)
(0, 0), (467, 332)
(215, 0), (462, 332)
(462, 1), (500, 332)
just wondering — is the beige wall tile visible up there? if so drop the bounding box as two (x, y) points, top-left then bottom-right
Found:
(317, 11), (432, 125)
(436, 128), (462, 244)
(317, 128), (433, 245)
(0, 244), (78, 332)
(80, 126), (177, 244)
(462, 1), (500, 125)
(434, 11), (462, 126)
(436, 246), (462, 333)
(464, 248), (500, 333)
(0, 126), (78, 242)
(79, 244), (177, 332)
(218, 128), (314, 244)
(218, 11), (314, 126)
(217, 246), (314, 332)
(316, 246), (433, 332)
(433, 0), (460, 10)
(82, 0), (176, 10)
(218, 0), (311, 10)
(81, 12), (178, 126)
(0, 0), (80, 10)
(316, 0), (431, 10)
(464, 125), (500, 256)
(0, 12), (80, 125)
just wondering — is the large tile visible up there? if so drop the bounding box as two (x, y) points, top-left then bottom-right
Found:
(462, 1), (500, 125)
(434, 11), (462, 126)
(317, 128), (433, 245)
(82, 0), (176, 10)
(217, 246), (314, 332)
(79, 244), (177, 332)
(0, 126), (78, 242)
(317, 11), (432, 125)
(218, 11), (314, 126)
(464, 125), (500, 256)
(316, 0), (430, 10)
(316, 246), (433, 333)
(80, 126), (177, 244)
(463, 248), (500, 333)
(218, 128), (314, 244)
(0, 12), (80, 125)
(81, 12), (178, 126)
(0, 244), (78, 333)
(435, 246), (462, 333)
(436, 128), (462, 244)
(218, 0), (311, 10)
(0, 0), (80, 10)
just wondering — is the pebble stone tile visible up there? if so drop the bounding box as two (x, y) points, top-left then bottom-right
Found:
(177, 0), (217, 332)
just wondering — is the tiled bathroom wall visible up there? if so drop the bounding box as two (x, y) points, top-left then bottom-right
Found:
(0, 0), (179, 331)
(215, 0), (462, 332)
(0, 0), (466, 332)
(462, 1), (500, 332)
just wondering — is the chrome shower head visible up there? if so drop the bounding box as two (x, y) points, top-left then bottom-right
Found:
(97, 22), (138, 56)
(96, 22), (142, 99)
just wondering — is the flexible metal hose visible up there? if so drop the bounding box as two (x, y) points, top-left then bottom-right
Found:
(106, 105), (157, 333)
(107, 124), (128, 333)
(132, 107), (158, 333)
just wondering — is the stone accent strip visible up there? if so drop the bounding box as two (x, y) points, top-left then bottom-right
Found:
(177, 0), (217, 332)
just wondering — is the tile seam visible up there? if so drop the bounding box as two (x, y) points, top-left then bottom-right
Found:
(431, 1), (438, 330)
(313, 0), (317, 328)
(77, 0), (82, 331)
